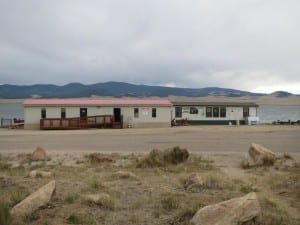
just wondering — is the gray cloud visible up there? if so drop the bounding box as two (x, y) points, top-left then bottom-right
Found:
(0, 0), (299, 93)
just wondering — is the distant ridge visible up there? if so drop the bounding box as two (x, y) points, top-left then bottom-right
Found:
(0, 81), (295, 99)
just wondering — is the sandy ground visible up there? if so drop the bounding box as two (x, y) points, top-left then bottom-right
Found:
(0, 125), (299, 156)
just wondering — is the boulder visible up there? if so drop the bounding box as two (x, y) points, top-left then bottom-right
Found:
(183, 173), (204, 190)
(11, 180), (56, 216)
(191, 192), (261, 225)
(249, 143), (276, 166)
(31, 147), (49, 161)
(29, 170), (52, 178)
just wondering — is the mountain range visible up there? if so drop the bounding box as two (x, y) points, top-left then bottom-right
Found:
(0, 82), (294, 98)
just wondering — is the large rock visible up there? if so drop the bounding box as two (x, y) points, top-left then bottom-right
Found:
(31, 147), (49, 161)
(29, 170), (52, 178)
(11, 180), (56, 216)
(249, 143), (276, 166)
(191, 192), (261, 225)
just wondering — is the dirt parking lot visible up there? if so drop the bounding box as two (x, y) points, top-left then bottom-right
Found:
(0, 125), (299, 155)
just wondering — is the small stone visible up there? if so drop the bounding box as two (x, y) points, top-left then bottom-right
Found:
(31, 147), (49, 161)
(29, 170), (52, 178)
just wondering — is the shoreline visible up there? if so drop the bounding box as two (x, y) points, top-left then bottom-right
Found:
(1, 95), (300, 105)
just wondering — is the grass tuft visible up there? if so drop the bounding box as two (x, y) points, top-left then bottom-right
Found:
(240, 159), (251, 169)
(67, 212), (82, 224)
(0, 200), (11, 225)
(240, 184), (258, 194)
(89, 179), (104, 191)
(64, 194), (78, 204)
(168, 204), (203, 225)
(137, 146), (189, 168)
(282, 153), (293, 160)
(161, 194), (181, 211)
(262, 156), (276, 166)
(24, 210), (40, 223)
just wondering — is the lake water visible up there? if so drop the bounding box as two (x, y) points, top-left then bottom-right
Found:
(0, 103), (299, 124)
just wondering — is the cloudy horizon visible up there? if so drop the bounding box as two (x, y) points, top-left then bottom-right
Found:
(0, 0), (300, 94)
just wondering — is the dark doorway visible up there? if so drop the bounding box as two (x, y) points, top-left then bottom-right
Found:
(114, 108), (121, 122)
(80, 108), (87, 118)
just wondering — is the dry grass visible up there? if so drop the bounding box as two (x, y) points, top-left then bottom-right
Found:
(136, 146), (189, 168)
(0, 149), (299, 225)
(0, 200), (11, 225)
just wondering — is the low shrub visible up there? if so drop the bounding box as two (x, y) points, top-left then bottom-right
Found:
(137, 146), (189, 168)
(161, 194), (181, 211)
(240, 184), (258, 194)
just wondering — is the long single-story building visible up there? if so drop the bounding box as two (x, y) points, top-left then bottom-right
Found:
(23, 98), (259, 129)
(23, 98), (173, 129)
(171, 101), (259, 125)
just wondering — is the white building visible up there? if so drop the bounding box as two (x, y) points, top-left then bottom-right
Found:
(23, 98), (259, 129)
(23, 98), (173, 129)
(171, 102), (259, 125)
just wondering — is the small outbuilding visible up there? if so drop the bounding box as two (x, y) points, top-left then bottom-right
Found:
(23, 98), (173, 129)
(171, 101), (259, 125)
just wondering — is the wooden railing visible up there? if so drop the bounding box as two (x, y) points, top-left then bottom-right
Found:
(40, 115), (121, 130)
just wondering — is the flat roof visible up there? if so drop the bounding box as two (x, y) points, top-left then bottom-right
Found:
(171, 101), (259, 107)
(23, 98), (172, 107)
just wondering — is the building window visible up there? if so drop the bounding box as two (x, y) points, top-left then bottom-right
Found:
(220, 107), (226, 118)
(175, 107), (182, 118)
(206, 107), (212, 117)
(80, 108), (87, 118)
(134, 108), (139, 118)
(41, 108), (46, 119)
(152, 108), (157, 118)
(190, 107), (198, 114)
(213, 107), (220, 117)
(243, 107), (249, 117)
(61, 108), (66, 119)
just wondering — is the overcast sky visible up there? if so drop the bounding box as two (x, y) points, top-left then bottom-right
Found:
(0, 0), (299, 93)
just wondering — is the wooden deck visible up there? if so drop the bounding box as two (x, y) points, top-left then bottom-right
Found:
(40, 115), (123, 130)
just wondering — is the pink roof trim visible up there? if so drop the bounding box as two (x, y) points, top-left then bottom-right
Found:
(23, 98), (172, 107)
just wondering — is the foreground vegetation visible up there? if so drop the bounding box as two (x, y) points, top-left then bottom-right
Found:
(0, 147), (299, 225)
